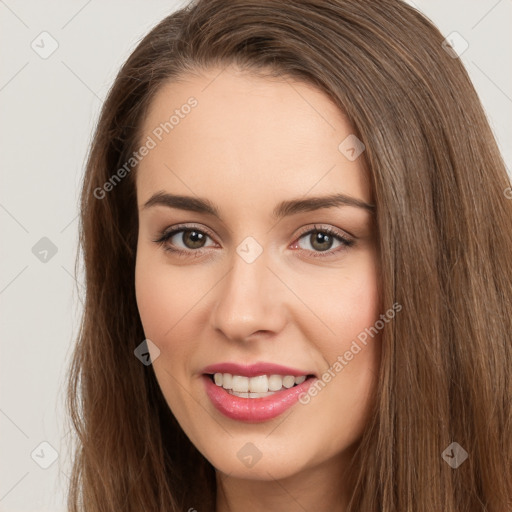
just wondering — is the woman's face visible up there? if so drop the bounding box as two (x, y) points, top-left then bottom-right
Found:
(135, 65), (381, 483)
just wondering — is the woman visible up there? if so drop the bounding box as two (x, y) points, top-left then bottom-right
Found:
(66, 0), (512, 510)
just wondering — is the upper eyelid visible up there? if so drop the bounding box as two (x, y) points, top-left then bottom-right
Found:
(297, 223), (354, 240)
(161, 223), (218, 242)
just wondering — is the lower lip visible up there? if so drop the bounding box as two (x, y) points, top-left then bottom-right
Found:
(203, 375), (316, 423)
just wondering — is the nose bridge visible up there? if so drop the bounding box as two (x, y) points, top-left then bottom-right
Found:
(211, 241), (285, 341)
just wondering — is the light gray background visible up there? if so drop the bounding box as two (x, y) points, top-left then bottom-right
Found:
(1, 1), (511, 511)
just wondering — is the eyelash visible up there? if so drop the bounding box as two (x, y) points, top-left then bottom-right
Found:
(152, 223), (355, 259)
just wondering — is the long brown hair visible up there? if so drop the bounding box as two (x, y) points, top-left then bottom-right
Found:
(66, 0), (512, 510)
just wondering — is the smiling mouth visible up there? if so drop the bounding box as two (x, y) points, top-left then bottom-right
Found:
(206, 372), (316, 398)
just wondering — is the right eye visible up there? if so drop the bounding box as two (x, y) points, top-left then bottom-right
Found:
(153, 224), (217, 256)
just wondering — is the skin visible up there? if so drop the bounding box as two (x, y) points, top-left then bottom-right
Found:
(134, 65), (382, 512)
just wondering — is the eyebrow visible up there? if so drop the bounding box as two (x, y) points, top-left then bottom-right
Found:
(142, 191), (375, 220)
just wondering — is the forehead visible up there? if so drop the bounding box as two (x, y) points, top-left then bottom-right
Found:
(136, 66), (371, 209)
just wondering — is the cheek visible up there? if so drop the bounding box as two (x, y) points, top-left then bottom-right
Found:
(135, 244), (194, 340)
(134, 250), (206, 377)
(134, 250), (187, 371)
(135, 257), (170, 340)
(134, 254), (192, 410)
(313, 249), (381, 343)
(306, 248), (381, 411)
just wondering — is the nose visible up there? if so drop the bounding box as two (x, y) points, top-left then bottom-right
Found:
(210, 245), (287, 343)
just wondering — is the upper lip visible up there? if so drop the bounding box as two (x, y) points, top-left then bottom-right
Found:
(202, 362), (316, 378)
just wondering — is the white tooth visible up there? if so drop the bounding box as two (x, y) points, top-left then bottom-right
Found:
(282, 375), (295, 388)
(249, 375), (269, 393)
(219, 373), (307, 394)
(222, 373), (233, 390)
(232, 375), (249, 392)
(268, 374), (284, 391)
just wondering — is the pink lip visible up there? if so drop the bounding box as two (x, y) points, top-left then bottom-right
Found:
(202, 374), (316, 423)
(201, 362), (315, 377)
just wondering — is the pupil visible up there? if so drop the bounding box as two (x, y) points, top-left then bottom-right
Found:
(185, 230), (205, 248)
(312, 232), (332, 251)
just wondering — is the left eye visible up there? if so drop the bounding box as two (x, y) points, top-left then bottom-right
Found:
(294, 228), (353, 254)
